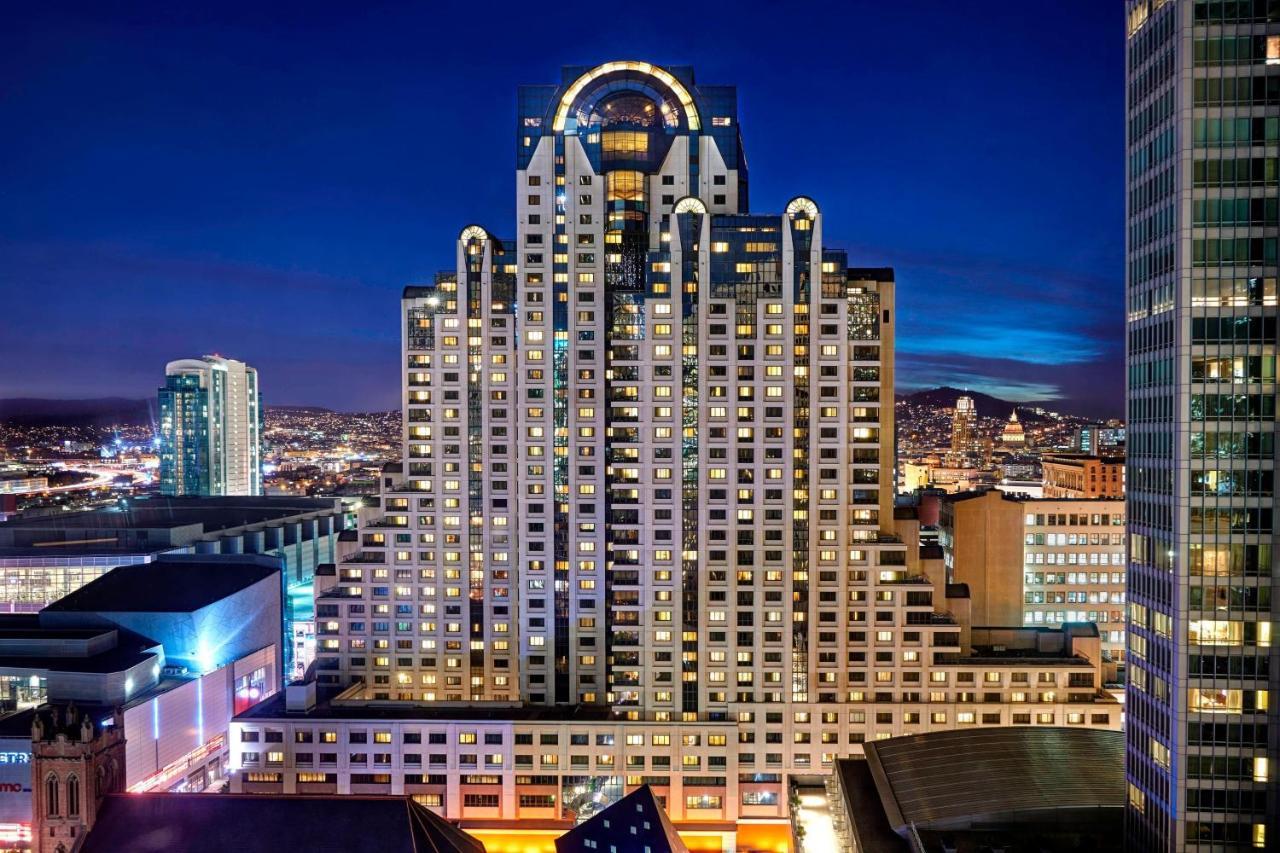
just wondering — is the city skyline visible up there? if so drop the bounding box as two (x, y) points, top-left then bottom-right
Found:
(0, 4), (1274, 848)
(1, 1), (1126, 417)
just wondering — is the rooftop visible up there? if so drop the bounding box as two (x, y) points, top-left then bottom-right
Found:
(0, 496), (343, 533)
(80, 793), (485, 853)
(42, 555), (280, 614)
(0, 496), (347, 555)
(1042, 452), (1125, 464)
(863, 727), (1124, 833)
(556, 785), (688, 853)
(943, 488), (1123, 505)
(847, 267), (895, 283)
(0, 615), (160, 674)
(934, 652), (1098, 667)
(0, 708), (37, 739)
(0, 639), (157, 675)
(834, 759), (905, 853)
(235, 686), (720, 726)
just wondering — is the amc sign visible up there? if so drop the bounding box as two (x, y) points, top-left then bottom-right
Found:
(0, 747), (32, 825)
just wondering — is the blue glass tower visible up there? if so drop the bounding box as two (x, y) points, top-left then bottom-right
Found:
(158, 356), (262, 497)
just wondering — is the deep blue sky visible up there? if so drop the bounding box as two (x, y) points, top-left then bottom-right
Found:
(0, 1), (1125, 417)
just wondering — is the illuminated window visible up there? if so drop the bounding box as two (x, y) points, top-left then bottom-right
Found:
(605, 170), (646, 203)
(1189, 687), (1242, 713)
(601, 130), (650, 158)
(1188, 620), (1242, 646)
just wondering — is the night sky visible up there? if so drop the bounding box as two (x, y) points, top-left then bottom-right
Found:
(1, 1), (1125, 418)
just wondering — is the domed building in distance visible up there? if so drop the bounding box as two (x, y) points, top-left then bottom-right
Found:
(1000, 409), (1027, 448)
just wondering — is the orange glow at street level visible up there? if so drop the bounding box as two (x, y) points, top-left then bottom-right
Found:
(468, 822), (790, 853)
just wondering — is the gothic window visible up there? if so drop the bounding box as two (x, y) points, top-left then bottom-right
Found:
(66, 775), (80, 817)
(44, 774), (58, 816)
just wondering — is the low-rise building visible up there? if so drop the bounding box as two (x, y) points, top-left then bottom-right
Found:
(229, 618), (1118, 841)
(940, 490), (1127, 665)
(0, 496), (351, 681)
(0, 555), (284, 848)
(0, 479), (48, 497)
(1041, 453), (1125, 498)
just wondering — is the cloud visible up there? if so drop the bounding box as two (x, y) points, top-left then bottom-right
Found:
(0, 239), (403, 410)
(841, 242), (1123, 417)
(0, 236), (1125, 417)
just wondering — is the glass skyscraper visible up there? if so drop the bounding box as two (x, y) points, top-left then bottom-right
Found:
(1124, 1), (1277, 849)
(159, 356), (263, 496)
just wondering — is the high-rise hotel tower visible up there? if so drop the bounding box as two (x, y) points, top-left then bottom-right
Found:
(261, 63), (1119, 824)
(336, 61), (900, 719)
(1124, 2), (1277, 850)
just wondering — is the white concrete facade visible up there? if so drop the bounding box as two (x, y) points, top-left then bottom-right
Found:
(162, 356), (262, 497)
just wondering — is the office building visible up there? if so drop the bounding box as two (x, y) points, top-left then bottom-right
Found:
(948, 395), (978, 464)
(939, 490), (1127, 662)
(159, 356), (262, 497)
(830, 727), (1125, 852)
(1042, 452), (1126, 498)
(1125, 1), (1277, 849)
(1075, 423), (1126, 454)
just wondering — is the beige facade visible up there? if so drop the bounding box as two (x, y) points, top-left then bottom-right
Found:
(939, 490), (1025, 626)
(232, 618), (1119, 826)
(941, 491), (1127, 662)
(1041, 453), (1125, 498)
(269, 60), (1122, 830)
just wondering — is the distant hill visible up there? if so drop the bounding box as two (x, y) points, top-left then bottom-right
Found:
(269, 405), (334, 414)
(0, 397), (154, 427)
(896, 387), (1067, 422)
